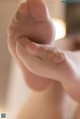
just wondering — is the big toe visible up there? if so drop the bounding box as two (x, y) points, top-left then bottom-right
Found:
(19, 0), (50, 22)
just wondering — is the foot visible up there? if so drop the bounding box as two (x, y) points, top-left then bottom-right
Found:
(16, 39), (78, 82)
(16, 84), (66, 119)
(8, 0), (55, 90)
(73, 106), (80, 119)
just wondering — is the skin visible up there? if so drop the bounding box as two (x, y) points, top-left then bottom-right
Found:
(8, 0), (55, 91)
(16, 37), (80, 102)
(7, 0), (80, 119)
(16, 36), (80, 119)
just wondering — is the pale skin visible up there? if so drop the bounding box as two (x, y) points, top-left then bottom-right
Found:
(7, 0), (80, 119)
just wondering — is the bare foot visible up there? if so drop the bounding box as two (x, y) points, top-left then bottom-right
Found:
(73, 106), (80, 119)
(16, 39), (80, 99)
(16, 83), (66, 119)
(8, 0), (55, 90)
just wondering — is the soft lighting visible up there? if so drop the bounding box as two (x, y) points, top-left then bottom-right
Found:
(19, 0), (26, 3)
(53, 18), (66, 40)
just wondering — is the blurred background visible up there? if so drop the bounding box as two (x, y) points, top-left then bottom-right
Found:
(0, 0), (80, 119)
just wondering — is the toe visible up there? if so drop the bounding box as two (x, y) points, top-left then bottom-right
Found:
(11, 2), (30, 26)
(27, 42), (39, 54)
(17, 0), (49, 22)
(45, 47), (66, 63)
(27, 0), (49, 22)
(16, 37), (31, 60)
(18, 2), (29, 16)
(16, 38), (32, 63)
(18, 37), (31, 48)
(35, 45), (47, 59)
(46, 47), (58, 60)
(27, 42), (47, 59)
(52, 50), (66, 63)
